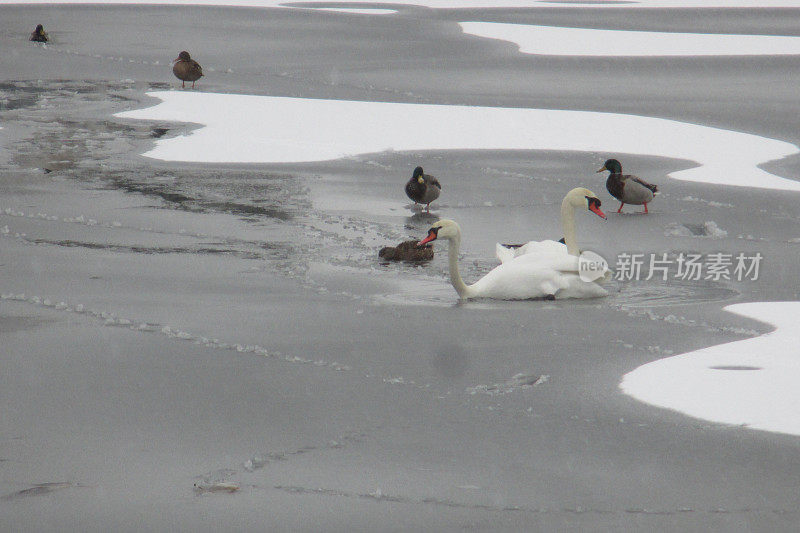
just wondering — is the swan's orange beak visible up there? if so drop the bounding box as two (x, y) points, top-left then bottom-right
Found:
(418, 228), (438, 246)
(589, 203), (607, 220)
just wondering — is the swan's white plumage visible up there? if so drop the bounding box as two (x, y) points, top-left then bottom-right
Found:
(495, 239), (567, 263)
(421, 219), (608, 300)
(496, 187), (606, 263)
(470, 252), (607, 300)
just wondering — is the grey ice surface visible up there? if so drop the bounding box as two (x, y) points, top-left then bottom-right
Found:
(2, 4), (800, 532)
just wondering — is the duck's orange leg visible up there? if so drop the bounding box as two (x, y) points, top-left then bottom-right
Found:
(643, 202), (649, 214)
(182, 80), (185, 88)
(617, 202), (624, 213)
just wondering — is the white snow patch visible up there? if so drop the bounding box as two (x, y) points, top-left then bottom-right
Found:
(116, 91), (800, 192)
(681, 196), (734, 208)
(664, 221), (728, 238)
(702, 221), (727, 238)
(621, 302), (800, 436)
(459, 22), (800, 57)
(294, 7), (398, 15)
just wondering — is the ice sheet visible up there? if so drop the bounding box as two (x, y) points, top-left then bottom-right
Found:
(460, 22), (800, 57)
(621, 302), (800, 436)
(116, 91), (800, 191)
(4, 0), (800, 8)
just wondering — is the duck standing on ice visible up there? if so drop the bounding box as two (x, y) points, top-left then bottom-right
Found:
(596, 158), (658, 214)
(172, 51), (203, 88)
(405, 166), (441, 212)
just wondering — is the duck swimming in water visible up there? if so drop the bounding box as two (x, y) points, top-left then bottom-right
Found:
(596, 158), (658, 214)
(30, 24), (48, 43)
(379, 240), (434, 262)
(172, 51), (203, 89)
(405, 166), (441, 212)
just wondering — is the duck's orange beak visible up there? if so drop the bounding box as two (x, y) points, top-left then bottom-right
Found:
(596, 165), (607, 173)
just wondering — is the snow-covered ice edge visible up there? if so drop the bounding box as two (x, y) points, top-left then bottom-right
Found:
(292, 7), (398, 15)
(459, 22), (800, 57)
(621, 302), (800, 436)
(116, 91), (800, 192)
(4, 0), (800, 9)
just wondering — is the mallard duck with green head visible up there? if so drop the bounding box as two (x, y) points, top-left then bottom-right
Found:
(596, 158), (658, 214)
(405, 166), (441, 212)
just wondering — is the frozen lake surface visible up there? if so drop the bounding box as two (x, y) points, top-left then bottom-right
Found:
(2, 1), (800, 531)
(6, 0), (800, 8)
(622, 301), (800, 436)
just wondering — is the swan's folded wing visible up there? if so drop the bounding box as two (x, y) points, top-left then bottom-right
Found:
(473, 260), (607, 300)
(507, 251), (612, 287)
(508, 250), (580, 272)
(495, 242), (518, 264)
(495, 239), (568, 264)
(470, 261), (567, 299)
(555, 275), (609, 299)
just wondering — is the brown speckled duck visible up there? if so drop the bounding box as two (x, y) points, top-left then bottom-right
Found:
(596, 158), (658, 214)
(405, 166), (441, 212)
(379, 240), (434, 262)
(30, 24), (48, 43)
(172, 51), (203, 88)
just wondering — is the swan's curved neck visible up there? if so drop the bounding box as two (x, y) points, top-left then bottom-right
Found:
(560, 199), (579, 256)
(446, 233), (474, 299)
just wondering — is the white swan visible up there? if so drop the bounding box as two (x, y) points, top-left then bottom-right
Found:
(496, 187), (606, 263)
(419, 219), (609, 300)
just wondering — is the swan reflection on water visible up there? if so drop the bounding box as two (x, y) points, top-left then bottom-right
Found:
(377, 276), (736, 310)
